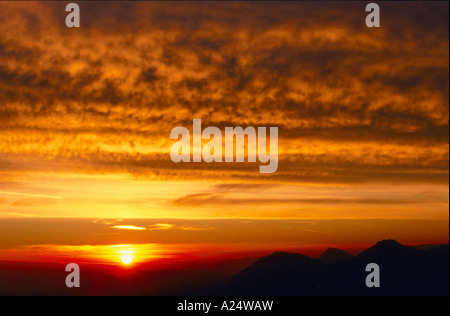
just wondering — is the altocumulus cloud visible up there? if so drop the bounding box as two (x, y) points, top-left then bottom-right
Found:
(0, 2), (448, 185)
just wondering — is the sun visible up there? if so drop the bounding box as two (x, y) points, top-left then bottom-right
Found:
(121, 255), (133, 265)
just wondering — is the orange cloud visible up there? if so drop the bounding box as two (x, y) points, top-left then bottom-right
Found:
(0, 2), (447, 230)
(0, 1), (447, 187)
(111, 225), (147, 231)
(148, 223), (214, 231)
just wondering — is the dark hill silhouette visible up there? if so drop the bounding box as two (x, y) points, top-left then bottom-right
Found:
(218, 240), (449, 296)
(357, 239), (421, 261)
(319, 247), (354, 264)
(219, 252), (326, 295)
(422, 244), (449, 256)
(414, 244), (449, 251)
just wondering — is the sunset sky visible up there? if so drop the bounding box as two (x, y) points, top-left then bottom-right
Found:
(0, 1), (448, 265)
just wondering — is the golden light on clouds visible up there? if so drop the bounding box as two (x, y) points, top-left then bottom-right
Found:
(0, 1), (448, 254)
(0, 191), (63, 200)
(111, 225), (147, 231)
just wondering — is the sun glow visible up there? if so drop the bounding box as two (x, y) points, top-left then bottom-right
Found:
(121, 254), (133, 265)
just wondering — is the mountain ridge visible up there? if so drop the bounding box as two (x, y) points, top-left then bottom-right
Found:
(218, 239), (449, 296)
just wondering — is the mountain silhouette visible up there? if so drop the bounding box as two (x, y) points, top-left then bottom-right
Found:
(219, 252), (326, 295)
(218, 240), (449, 296)
(357, 239), (420, 261)
(319, 247), (354, 264)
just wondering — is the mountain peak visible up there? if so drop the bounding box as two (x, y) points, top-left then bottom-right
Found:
(358, 239), (419, 260)
(319, 247), (354, 264)
(375, 239), (402, 247)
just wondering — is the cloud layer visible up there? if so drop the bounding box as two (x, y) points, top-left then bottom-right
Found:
(0, 2), (448, 185)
